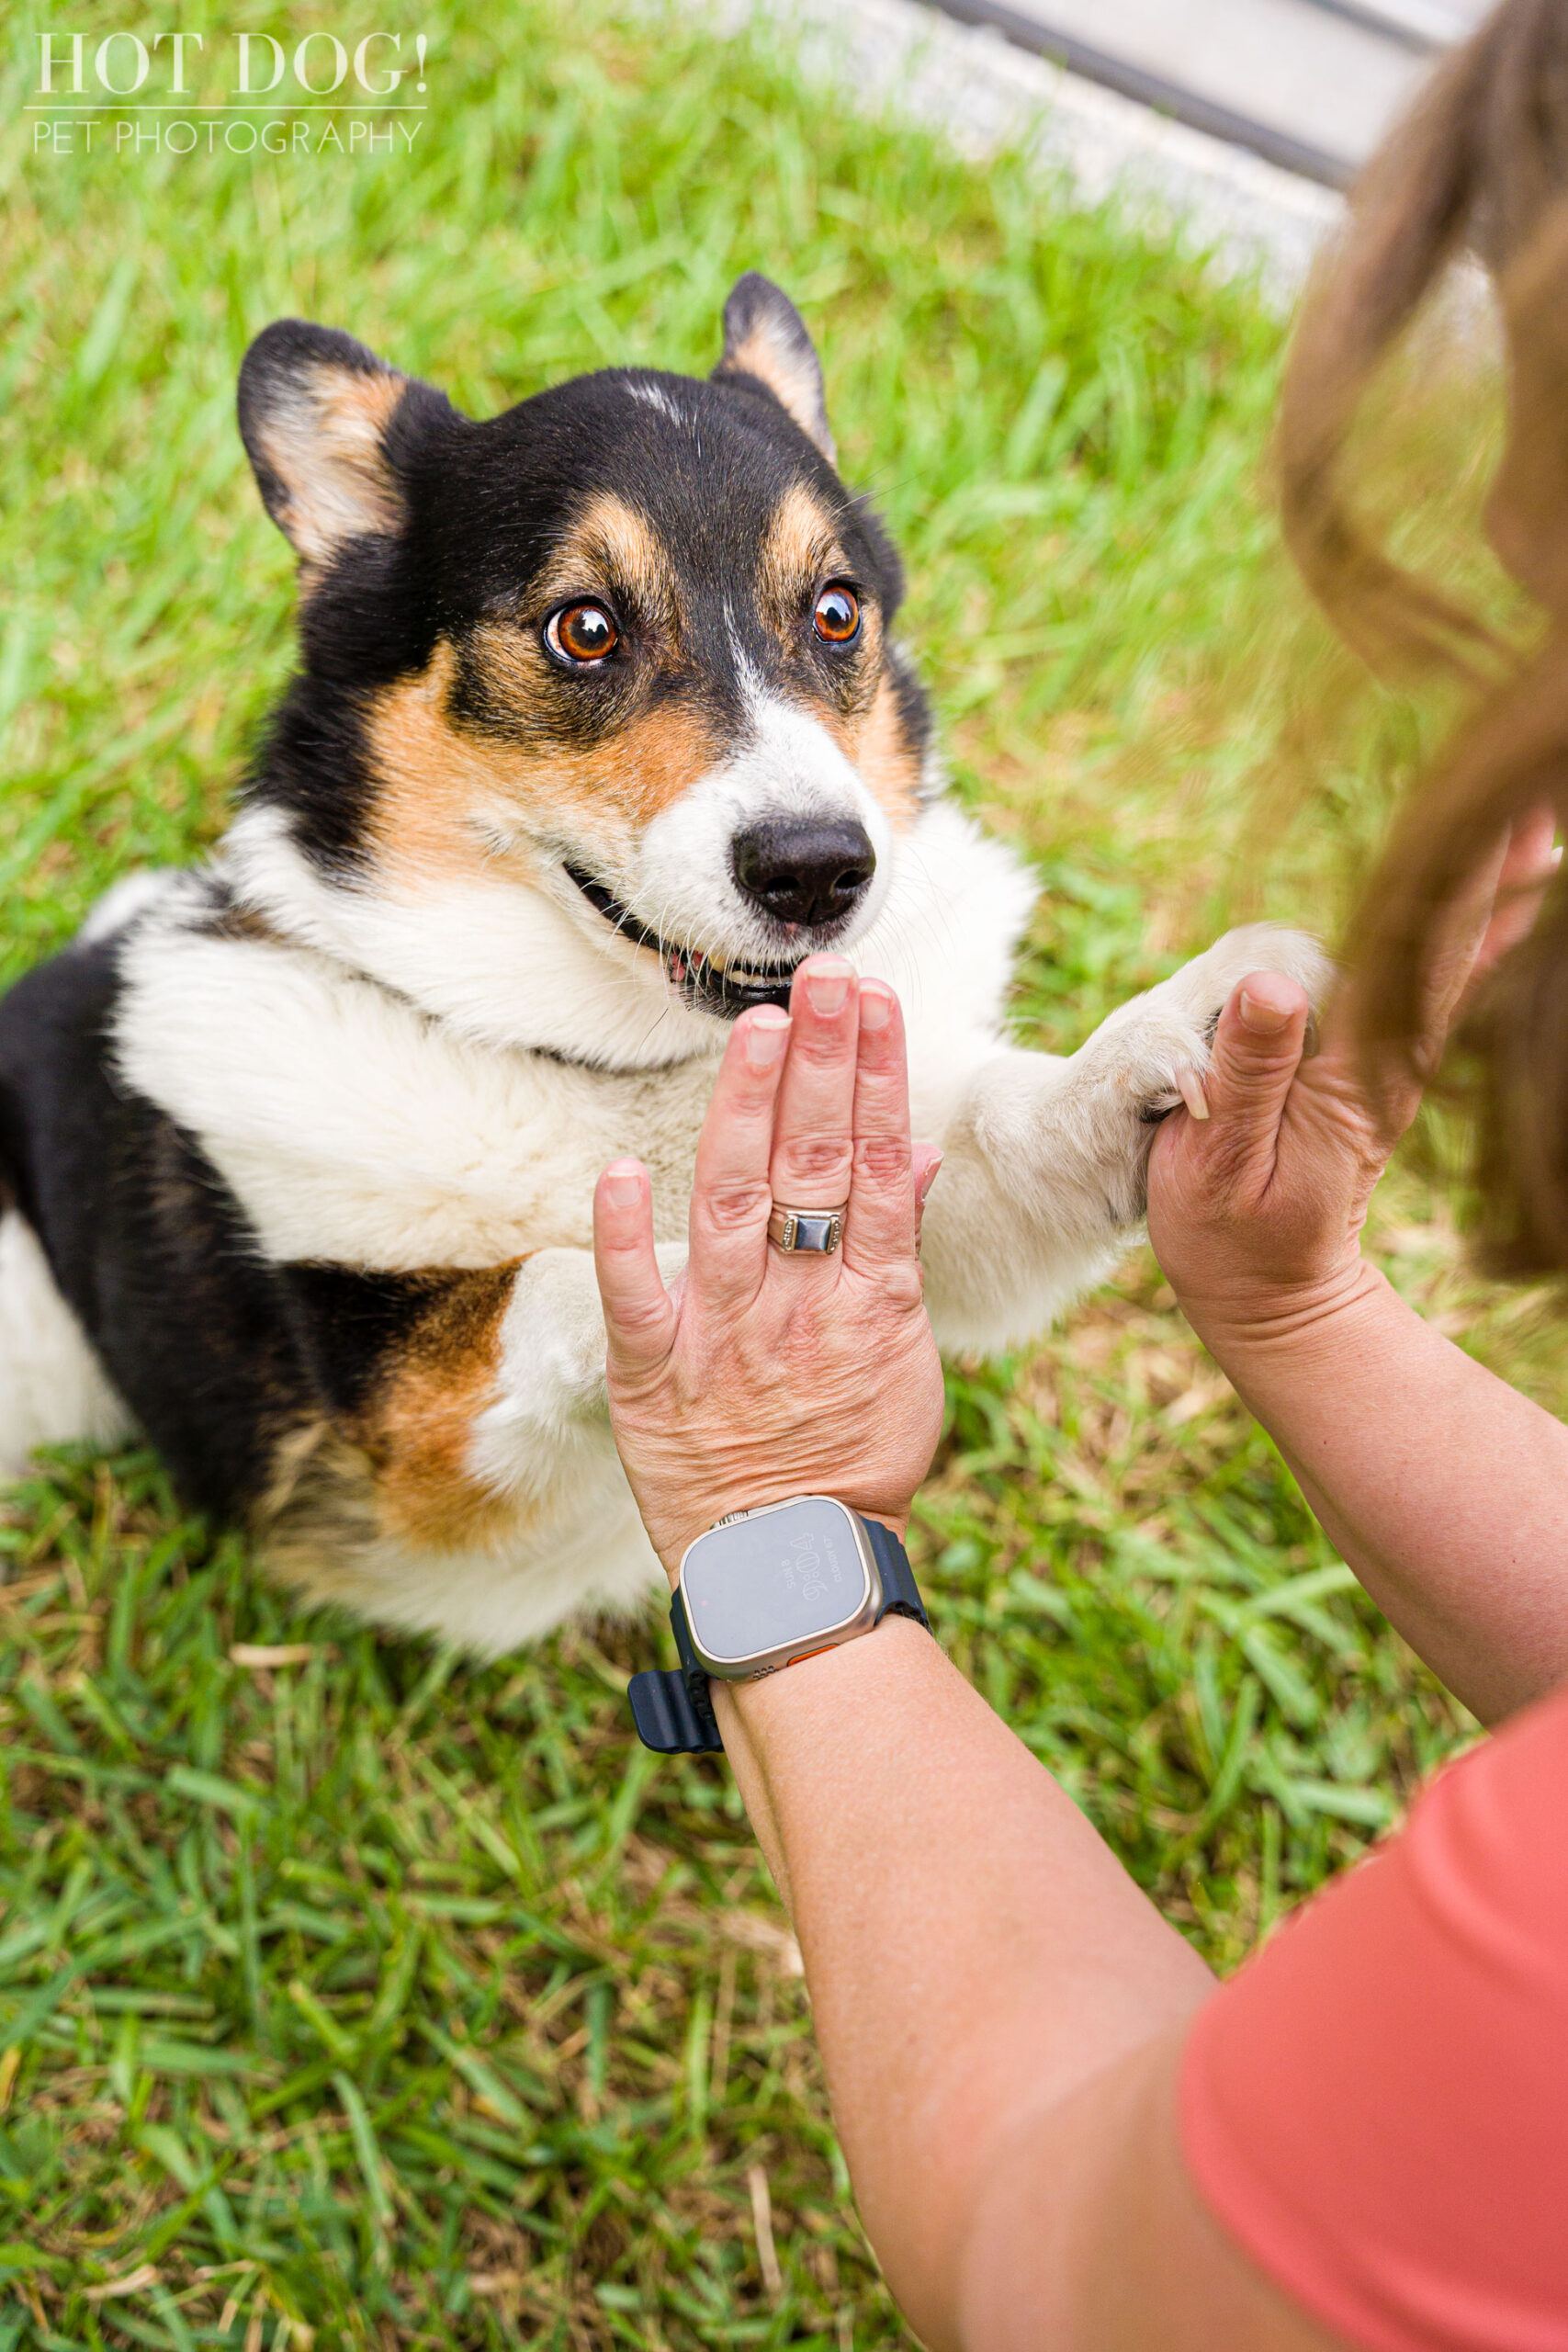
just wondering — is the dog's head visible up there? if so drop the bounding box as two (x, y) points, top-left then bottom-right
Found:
(232, 280), (934, 1052)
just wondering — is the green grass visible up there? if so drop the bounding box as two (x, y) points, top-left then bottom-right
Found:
(1, 2), (1559, 2343)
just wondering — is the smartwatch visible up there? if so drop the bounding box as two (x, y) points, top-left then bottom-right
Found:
(628, 1495), (931, 1755)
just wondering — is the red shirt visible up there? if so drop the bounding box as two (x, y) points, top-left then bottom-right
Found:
(1180, 1679), (1568, 2352)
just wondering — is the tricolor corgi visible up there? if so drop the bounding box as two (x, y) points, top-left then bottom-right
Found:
(0, 276), (1325, 1649)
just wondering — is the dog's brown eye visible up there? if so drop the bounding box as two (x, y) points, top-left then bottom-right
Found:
(546, 602), (618, 665)
(813, 583), (861, 645)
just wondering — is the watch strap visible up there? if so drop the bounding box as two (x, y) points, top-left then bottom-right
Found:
(862, 1517), (931, 1632)
(627, 1665), (725, 1754)
(628, 1585), (726, 1753)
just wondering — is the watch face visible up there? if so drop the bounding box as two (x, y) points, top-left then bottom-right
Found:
(682, 1498), (872, 1666)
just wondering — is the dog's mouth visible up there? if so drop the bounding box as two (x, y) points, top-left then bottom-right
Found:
(565, 865), (800, 1017)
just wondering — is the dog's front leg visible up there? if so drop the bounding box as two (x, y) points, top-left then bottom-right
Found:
(461, 1244), (691, 1502)
(917, 923), (1331, 1356)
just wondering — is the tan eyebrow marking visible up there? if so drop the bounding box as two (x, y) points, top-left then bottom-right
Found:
(756, 481), (852, 635)
(532, 491), (683, 644)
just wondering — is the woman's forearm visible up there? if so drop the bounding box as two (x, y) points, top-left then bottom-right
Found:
(1190, 1264), (1568, 1723)
(713, 1619), (1213, 2350)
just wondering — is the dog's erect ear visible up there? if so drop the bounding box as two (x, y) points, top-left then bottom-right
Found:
(712, 274), (835, 463)
(238, 321), (412, 565)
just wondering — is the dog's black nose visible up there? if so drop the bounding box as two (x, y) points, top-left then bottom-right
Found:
(731, 820), (875, 931)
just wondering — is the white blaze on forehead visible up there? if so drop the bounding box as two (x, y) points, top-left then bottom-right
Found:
(633, 692), (893, 967)
(624, 381), (686, 427)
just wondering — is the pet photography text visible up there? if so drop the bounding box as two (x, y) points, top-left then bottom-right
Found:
(23, 27), (432, 161)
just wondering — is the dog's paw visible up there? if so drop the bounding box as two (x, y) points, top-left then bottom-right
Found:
(1088, 923), (1334, 1127)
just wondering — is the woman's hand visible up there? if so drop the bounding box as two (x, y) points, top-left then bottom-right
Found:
(1148, 809), (1558, 1346)
(592, 956), (946, 1582)
(1145, 970), (1390, 1342)
(1144, 812), (1568, 1724)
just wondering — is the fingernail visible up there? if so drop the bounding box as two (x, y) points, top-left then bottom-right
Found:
(744, 1009), (790, 1067)
(604, 1160), (643, 1208)
(917, 1153), (943, 1204)
(804, 957), (852, 1018)
(1239, 987), (1292, 1035)
(859, 982), (894, 1033)
(1177, 1069), (1210, 1121)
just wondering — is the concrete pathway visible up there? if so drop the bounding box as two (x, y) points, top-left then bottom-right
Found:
(921, 0), (1494, 183)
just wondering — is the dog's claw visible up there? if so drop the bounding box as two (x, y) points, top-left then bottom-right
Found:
(1177, 1068), (1210, 1121)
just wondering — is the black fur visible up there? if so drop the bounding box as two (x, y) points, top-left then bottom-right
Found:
(0, 938), (308, 1513)
(277, 1264), (472, 1422)
(0, 931), (488, 1517)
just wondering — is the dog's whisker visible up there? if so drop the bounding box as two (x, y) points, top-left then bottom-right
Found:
(636, 1002), (673, 1058)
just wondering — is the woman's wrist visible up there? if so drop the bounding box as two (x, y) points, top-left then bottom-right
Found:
(1174, 1260), (1424, 1479)
(713, 1610), (941, 1777)
(1169, 1250), (1386, 1374)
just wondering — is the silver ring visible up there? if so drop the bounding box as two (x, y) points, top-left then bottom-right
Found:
(767, 1202), (846, 1254)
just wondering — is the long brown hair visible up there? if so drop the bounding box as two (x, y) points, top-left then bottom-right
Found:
(1279, 0), (1568, 1272)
